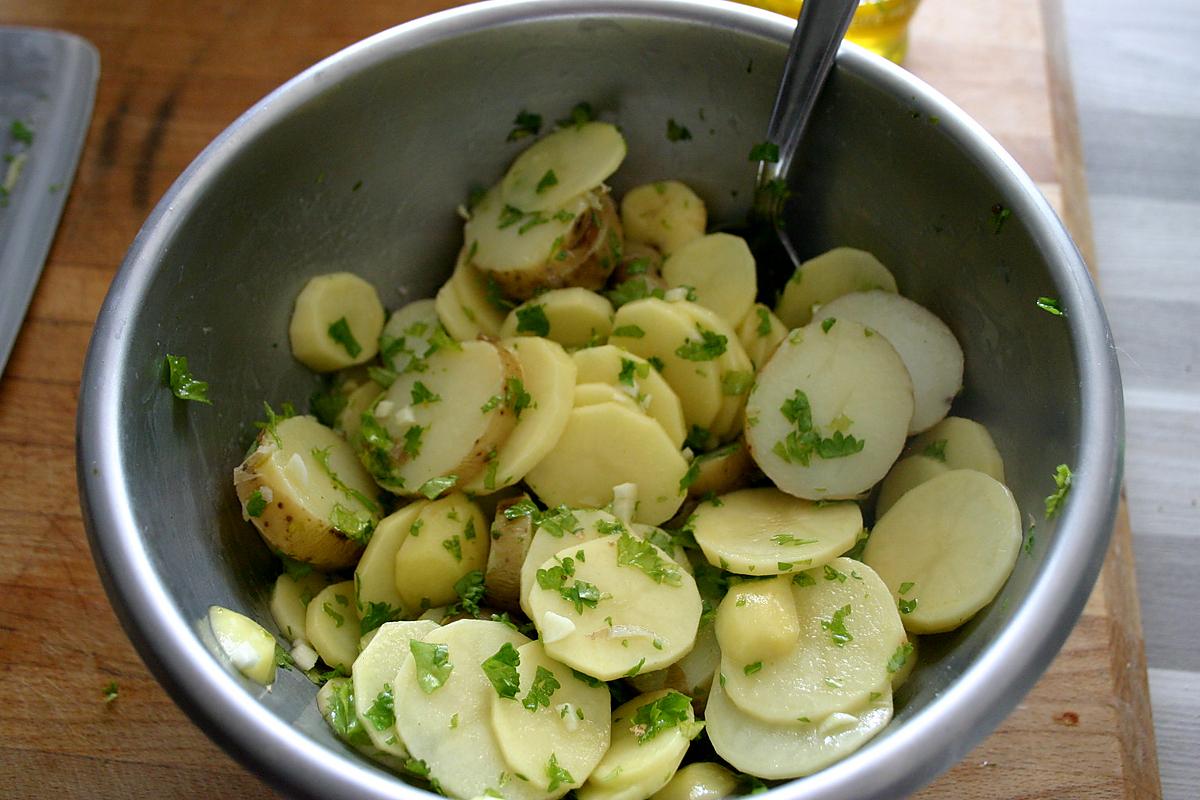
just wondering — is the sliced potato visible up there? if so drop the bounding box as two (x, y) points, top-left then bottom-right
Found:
(380, 300), (445, 374)
(737, 303), (787, 370)
(463, 337), (578, 494)
(289, 272), (385, 372)
(501, 288), (614, 349)
(577, 690), (698, 800)
(359, 339), (519, 494)
(719, 558), (905, 723)
(818, 290), (963, 434)
(612, 241), (667, 288)
(502, 121), (627, 211)
(270, 570), (330, 643)
(306, 580), (361, 673)
(392, 620), (538, 800)
(620, 180), (707, 256)
(209, 605), (277, 685)
(661, 233), (756, 328)
(466, 184), (590, 275)
(490, 641), (613, 793)
(335, 380), (383, 442)
(518, 508), (621, 617)
(875, 455), (950, 518)
(572, 345), (687, 448)
(394, 493), (489, 612)
(744, 319), (914, 500)
(352, 620), (440, 756)
(863, 469), (1021, 634)
(774, 247), (898, 328)
(673, 300), (755, 443)
(906, 416), (1005, 482)
(485, 494), (537, 613)
(354, 502), (426, 623)
(528, 533), (702, 681)
(684, 441), (755, 499)
(436, 250), (508, 340)
(715, 576), (800, 664)
(651, 762), (738, 800)
(705, 676), (893, 780)
(690, 487), (862, 575)
(629, 615), (720, 710)
(234, 415), (380, 570)
(525, 402), (688, 526)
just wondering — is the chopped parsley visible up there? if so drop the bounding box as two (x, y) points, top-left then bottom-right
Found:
(679, 460), (701, 494)
(419, 474), (458, 499)
(793, 571), (816, 587)
(821, 317), (837, 333)
(522, 665), (561, 712)
(245, 490), (267, 518)
(162, 354), (211, 404)
(367, 366), (397, 388)
(557, 102), (596, 128)
(481, 395), (502, 413)
(485, 275), (515, 311)
(536, 556), (601, 613)
(322, 602), (345, 627)
(357, 412), (404, 490)
(898, 597), (918, 614)
(923, 439), (948, 461)
(722, 370), (754, 396)
(1036, 296), (1065, 316)
(1044, 464), (1072, 518)
(571, 669), (604, 688)
(675, 326), (727, 361)
(685, 424), (714, 451)
(623, 658), (646, 677)
(507, 110), (542, 141)
(505, 376), (534, 418)
(772, 389), (865, 466)
(748, 141), (780, 162)
(619, 357), (649, 386)
(324, 679), (370, 745)
(613, 324), (646, 338)
(327, 317), (362, 358)
(771, 533), (817, 546)
(448, 570), (486, 616)
(647, 355), (666, 372)
(311, 446), (380, 515)
(103, 680), (119, 704)
(409, 640), (453, 694)
(743, 661), (763, 676)
(823, 564), (848, 583)
(899, 581), (915, 595)
(820, 604), (854, 646)
(616, 531), (682, 585)
(887, 642), (914, 673)
(1025, 523), (1036, 556)
(359, 601), (402, 635)
(756, 307), (773, 336)
(10, 119), (34, 144)
(363, 685), (396, 730)
(481, 642), (521, 699)
(402, 425), (425, 458)
(516, 304), (551, 337)
(442, 535), (463, 562)
(411, 381), (441, 405)
(535, 169), (559, 194)
(666, 118), (693, 142)
(606, 277), (666, 308)
(545, 753), (575, 792)
(631, 691), (692, 742)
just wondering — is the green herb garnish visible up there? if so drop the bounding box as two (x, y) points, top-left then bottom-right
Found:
(507, 110), (542, 141)
(616, 531), (682, 585)
(515, 304), (550, 337)
(1045, 464), (1072, 518)
(327, 317), (362, 358)
(162, 354), (211, 404)
(481, 642), (521, 699)
(522, 666), (561, 712)
(363, 685), (396, 730)
(675, 326), (727, 361)
(748, 141), (780, 162)
(545, 753), (575, 792)
(820, 604), (854, 646)
(666, 119), (693, 142)
(409, 640), (453, 694)
(887, 642), (914, 673)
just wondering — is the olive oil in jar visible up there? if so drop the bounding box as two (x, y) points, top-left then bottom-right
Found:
(735, 0), (922, 63)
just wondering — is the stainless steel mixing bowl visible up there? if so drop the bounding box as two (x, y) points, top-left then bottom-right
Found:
(77, 1), (1123, 798)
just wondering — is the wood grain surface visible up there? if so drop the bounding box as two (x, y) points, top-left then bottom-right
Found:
(0, 0), (1160, 797)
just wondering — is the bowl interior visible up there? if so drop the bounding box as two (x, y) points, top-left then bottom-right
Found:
(83, 4), (1111, 798)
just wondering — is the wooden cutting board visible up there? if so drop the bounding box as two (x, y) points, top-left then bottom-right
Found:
(0, 0), (1160, 797)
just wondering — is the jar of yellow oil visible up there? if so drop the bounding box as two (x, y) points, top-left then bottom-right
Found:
(736, 0), (922, 63)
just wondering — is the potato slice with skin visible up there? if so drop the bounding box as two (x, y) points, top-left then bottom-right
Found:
(392, 620), (537, 800)
(306, 580), (360, 673)
(490, 641), (613, 793)
(906, 416), (1006, 482)
(620, 180), (707, 256)
(613, 241), (667, 288)
(818, 290), (963, 434)
(519, 508), (622, 618)
(289, 272), (385, 372)
(484, 494), (536, 612)
(352, 620), (439, 756)
(690, 487), (862, 576)
(355, 502), (426, 623)
(360, 339), (519, 494)
(501, 287), (614, 349)
(705, 676), (893, 780)
(234, 415), (379, 570)
(572, 345), (687, 449)
(738, 303), (787, 370)
(463, 337), (578, 494)
(863, 469), (1021, 634)
(502, 122), (627, 211)
(609, 299), (723, 433)
(651, 762), (738, 800)
(685, 441), (755, 499)
(335, 380), (382, 442)
(744, 319), (914, 500)
(775, 247), (898, 328)
(577, 690), (698, 800)
(661, 233), (756, 329)
(394, 493), (488, 612)
(466, 184), (590, 275)
(875, 454), (950, 518)
(270, 571), (330, 643)
(528, 533), (703, 681)
(574, 384), (646, 415)
(715, 576), (800, 664)
(720, 558), (905, 723)
(525, 403), (688, 526)
(209, 605), (277, 685)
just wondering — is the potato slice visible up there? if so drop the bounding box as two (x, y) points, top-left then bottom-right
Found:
(352, 620), (440, 756)
(501, 287), (614, 349)
(651, 762), (738, 800)
(620, 180), (707, 256)
(234, 415), (380, 570)
(875, 454), (950, 517)
(661, 233), (756, 329)
(528, 533), (702, 681)
(571, 345), (687, 448)
(436, 250), (507, 341)
(359, 339), (519, 494)
(774, 247), (898, 328)
(690, 487), (862, 575)
(629, 614), (720, 709)
(905, 415), (1006, 482)
(392, 620), (538, 800)
(306, 580), (361, 673)
(818, 290), (963, 434)
(380, 299), (446, 374)
(209, 605), (277, 685)
(673, 301), (755, 443)
(394, 493), (489, 612)
(609, 299), (724, 433)
(576, 690), (699, 800)
(270, 570), (330, 643)
(355, 502), (426, 624)
(705, 676), (893, 780)
(738, 303), (788, 370)
(744, 319), (914, 500)
(863, 469), (1021, 634)
(335, 380), (383, 442)
(715, 576), (800, 664)
(463, 337), (578, 494)
(574, 384), (646, 416)
(490, 641), (612, 793)
(613, 241), (667, 287)
(518, 508), (622, 617)
(289, 272), (385, 372)
(684, 441), (755, 499)
(719, 558), (905, 723)
(890, 636), (918, 691)
(485, 494), (536, 613)
(466, 184), (590, 275)
(502, 122), (627, 211)
(525, 403), (688, 526)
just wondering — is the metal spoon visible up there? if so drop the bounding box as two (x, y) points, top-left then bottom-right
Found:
(746, 0), (860, 303)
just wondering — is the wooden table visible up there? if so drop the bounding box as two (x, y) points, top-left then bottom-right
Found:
(0, 0), (1162, 797)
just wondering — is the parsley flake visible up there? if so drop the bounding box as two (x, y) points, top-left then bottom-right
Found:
(481, 642), (521, 699)
(1045, 464), (1072, 518)
(162, 354), (211, 404)
(666, 118), (692, 142)
(545, 753), (575, 792)
(748, 141), (780, 162)
(364, 685), (396, 730)
(522, 665), (561, 712)
(1036, 296), (1065, 316)
(616, 531), (682, 585)
(820, 604), (854, 646)
(756, 307), (773, 336)
(675, 326), (727, 361)
(507, 110), (542, 141)
(898, 597), (918, 614)
(402, 425), (425, 458)
(923, 440), (948, 461)
(631, 691), (692, 742)
(536, 169), (559, 194)
(102, 680), (119, 704)
(612, 324), (646, 338)
(411, 381), (441, 405)
(721, 370), (754, 396)
(743, 661), (763, 676)
(887, 642), (914, 673)
(245, 490), (267, 518)
(327, 317), (362, 358)
(419, 475), (458, 499)
(359, 601), (402, 635)
(515, 304), (551, 337)
(409, 640), (453, 694)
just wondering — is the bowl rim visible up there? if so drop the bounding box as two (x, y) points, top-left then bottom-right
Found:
(77, 1), (1124, 799)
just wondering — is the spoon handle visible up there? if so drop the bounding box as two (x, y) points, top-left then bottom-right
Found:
(761, 0), (859, 184)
